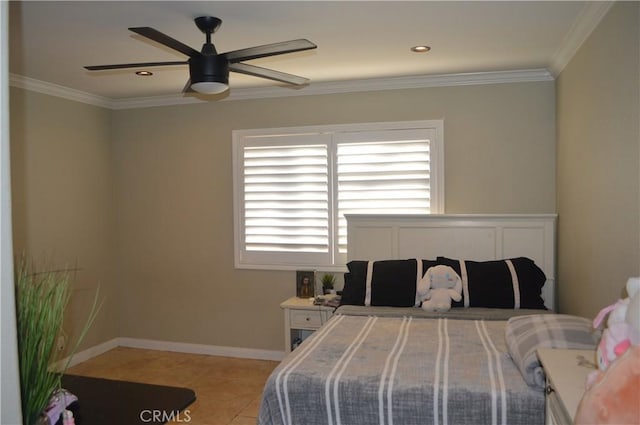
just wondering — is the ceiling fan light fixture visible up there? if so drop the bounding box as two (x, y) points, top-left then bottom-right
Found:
(190, 81), (229, 94)
(188, 55), (229, 94)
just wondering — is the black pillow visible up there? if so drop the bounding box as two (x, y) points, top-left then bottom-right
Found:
(340, 261), (368, 306)
(340, 259), (433, 307)
(436, 257), (546, 309)
(421, 259), (438, 276)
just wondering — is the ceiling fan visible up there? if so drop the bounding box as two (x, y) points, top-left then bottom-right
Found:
(85, 16), (317, 95)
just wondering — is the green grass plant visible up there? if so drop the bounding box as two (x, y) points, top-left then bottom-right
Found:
(15, 259), (101, 425)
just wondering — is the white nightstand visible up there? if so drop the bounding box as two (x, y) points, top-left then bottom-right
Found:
(281, 296), (334, 353)
(537, 348), (596, 425)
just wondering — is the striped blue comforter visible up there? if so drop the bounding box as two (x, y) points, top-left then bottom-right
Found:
(258, 308), (545, 425)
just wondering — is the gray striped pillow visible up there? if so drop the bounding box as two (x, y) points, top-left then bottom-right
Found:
(505, 314), (599, 389)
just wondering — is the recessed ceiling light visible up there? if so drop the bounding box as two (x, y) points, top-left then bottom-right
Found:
(411, 45), (431, 53)
(135, 71), (153, 76)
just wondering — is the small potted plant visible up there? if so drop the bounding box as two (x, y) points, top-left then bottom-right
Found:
(321, 273), (336, 295)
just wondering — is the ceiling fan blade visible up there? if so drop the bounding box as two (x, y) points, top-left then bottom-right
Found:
(223, 39), (316, 63)
(85, 61), (187, 71)
(229, 63), (309, 85)
(129, 27), (201, 57)
(182, 78), (193, 93)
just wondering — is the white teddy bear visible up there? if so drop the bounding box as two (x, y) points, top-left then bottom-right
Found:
(417, 265), (462, 312)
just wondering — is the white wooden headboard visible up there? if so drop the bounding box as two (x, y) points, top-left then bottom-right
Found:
(346, 214), (557, 310)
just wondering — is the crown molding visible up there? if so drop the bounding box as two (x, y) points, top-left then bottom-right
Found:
(9, 74), (112, 108)
(223, 68), (554, 101)
(549, 1), (614, 76)
(10, 69), (554, 110)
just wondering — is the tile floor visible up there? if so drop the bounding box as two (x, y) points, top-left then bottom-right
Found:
(66, 347), (279, 425)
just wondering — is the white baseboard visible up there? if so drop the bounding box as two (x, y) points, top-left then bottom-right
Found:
(117, 338), (285, 362)
(53, 338), (120, 371)
(56, 337), (285, 370)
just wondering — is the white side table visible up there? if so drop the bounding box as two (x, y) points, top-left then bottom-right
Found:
(537, 348), (596, 425)
(281, 296), (334, 353)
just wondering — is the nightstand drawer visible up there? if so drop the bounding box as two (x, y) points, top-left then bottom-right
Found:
(537, 349), (595, 425)
(290, 309), (323, 328)
(546, 384), (572, 425)
(281, 297), (335, 352)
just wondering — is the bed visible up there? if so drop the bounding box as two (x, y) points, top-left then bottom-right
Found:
(258, 214), (597, 425)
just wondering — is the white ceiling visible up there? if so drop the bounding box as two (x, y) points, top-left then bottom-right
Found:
(9, 1), (609, 101)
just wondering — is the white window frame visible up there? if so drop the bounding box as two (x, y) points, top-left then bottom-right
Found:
(232, 120), (444, 271)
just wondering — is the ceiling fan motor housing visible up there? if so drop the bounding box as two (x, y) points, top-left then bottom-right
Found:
(189, 54), (229, 85)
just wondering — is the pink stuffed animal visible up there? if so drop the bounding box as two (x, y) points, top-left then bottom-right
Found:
(575, 277), (640, 424)
(591, 277), (640, 374)
(575, 345), (640, 425)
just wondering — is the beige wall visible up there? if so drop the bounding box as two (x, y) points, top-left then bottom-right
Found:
(7, 1), (639, 358)
(111, 82), (556, 351)
(9, 68), (557, 353)
(556, 1), (640, 317)
(10, 88), (118, 353)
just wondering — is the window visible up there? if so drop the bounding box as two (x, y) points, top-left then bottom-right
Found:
(233, 121), (443, 270)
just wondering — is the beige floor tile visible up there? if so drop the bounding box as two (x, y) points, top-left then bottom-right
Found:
(66, 347), (278, 425)
(238, 397), (262, 418)
(229, 416), (258, 425)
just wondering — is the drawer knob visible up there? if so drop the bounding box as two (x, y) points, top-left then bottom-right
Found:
(306, 317), (310, 321)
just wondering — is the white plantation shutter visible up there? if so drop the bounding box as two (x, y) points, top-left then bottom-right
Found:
(336, 129), (434, 253)
(236, 133), (333, 267)
(243, 142), (329, 253)
(233, 122), (443, 270)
